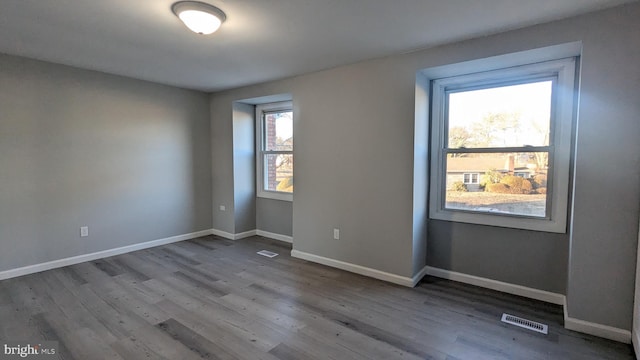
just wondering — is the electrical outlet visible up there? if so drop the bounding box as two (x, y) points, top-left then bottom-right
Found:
(219, 205), (226, 211)
(80, 226), (89, 237)
(333, 228), (340, 240)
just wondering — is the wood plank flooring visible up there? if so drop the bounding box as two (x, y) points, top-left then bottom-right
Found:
(0, 235), (634, 359)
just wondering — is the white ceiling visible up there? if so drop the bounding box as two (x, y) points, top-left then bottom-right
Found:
(0, 0), (635, 92)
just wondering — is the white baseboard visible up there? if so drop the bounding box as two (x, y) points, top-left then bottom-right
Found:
(212, 229), (292, 243)
(211, 228), (256, 240)
(564, 316), (631, 344)
(563, 298), (631, 344)
(291, 249), (415, 287)
(425, 266), (565, 305)
(235, 230), (257, 240)
(0, 229), (213, 281)
(427, 267), (632, 343)
(256, 230), (293, 243)
(412, 265), (429, 287)
(211, 228), (236, 240)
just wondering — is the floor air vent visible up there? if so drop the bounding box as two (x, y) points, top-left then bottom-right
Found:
(257, 250), (279, 258)
(501, 313), (548, 334)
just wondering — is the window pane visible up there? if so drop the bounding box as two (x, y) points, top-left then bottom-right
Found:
(264, 154), (293, 193)
(445, 152), (548, 217)
(264, 111), (293, 151)
(447, 81), (552, 148)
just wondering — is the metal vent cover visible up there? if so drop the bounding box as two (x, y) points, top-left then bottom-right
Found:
(501, 313), (548, 334)
(257, 250), (279, 258)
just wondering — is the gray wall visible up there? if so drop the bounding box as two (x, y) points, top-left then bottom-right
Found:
(427, 222), (568, 293)
(257, 198), (293, 237)
(564, 5), (640, 330)
(210, 96), (236, 233)
(232, 102), (256, 233)
(411, 74), (429, 276)
(634, 220), (640, 351)
(210, 3), (640, 331)
(0, 54), (212, 272)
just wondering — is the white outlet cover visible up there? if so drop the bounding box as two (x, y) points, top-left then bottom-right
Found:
(219, 205), (226, 211)
(80, 226), (89, 237)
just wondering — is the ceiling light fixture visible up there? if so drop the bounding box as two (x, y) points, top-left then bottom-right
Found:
(172, 1), (226, 35)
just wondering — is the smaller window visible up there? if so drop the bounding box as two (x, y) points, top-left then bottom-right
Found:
(256, 102), (293, 201)
(463, 173), (480, 184)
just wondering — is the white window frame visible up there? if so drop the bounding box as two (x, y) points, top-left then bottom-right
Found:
(429, 58), (576, 233)
(256, 101), (293, 201)
(463, 173), (480, 184)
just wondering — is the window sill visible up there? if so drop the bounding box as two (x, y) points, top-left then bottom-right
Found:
(430, 209), (566, 233)
(257, 191), (293, 202)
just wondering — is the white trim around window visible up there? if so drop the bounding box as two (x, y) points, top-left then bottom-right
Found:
(256, 101), (293, 201)
(463, 173), (480, 184)
(429, 58), (577, 233)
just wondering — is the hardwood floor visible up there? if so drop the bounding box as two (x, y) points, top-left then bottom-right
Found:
(0, 235), (634, 359)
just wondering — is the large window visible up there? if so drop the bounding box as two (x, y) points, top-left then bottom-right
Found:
(256, 102), (293, 201)
(429, 58), (576, 232)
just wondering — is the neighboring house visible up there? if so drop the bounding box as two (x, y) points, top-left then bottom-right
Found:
(447, 154), (538, 191)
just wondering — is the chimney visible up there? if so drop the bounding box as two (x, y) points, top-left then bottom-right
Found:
(505, 154), (515, 173)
